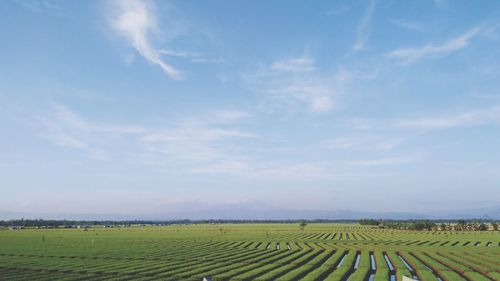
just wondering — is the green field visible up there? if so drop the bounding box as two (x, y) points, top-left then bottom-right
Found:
(0, 224), (498, 281)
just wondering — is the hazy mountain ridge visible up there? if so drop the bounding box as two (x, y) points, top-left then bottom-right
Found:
(1, 206), (499, 221)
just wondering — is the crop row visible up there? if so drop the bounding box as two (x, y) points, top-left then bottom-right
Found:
(1, 247), (496, 281)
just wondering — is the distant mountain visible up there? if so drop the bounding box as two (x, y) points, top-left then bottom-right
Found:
(426, 207), (500, 220)
(152, 208), (427, 221)
(0, 210), (134, 221)
(2, 205), (499, 221)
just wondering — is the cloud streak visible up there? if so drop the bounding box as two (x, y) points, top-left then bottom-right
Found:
(325, 5), (350, 17)
(140, 124), (256, 163)
(159, 49), (224, 64)
(324, 136), (406, 152)
(271, 81), (336, 113)
(387, 28), (480, 64)
(349, 157), (412, 166)
(109, 0), (182, 79)
(38, 104), (145, 159)
(396, 105), (500, 129)
(389, 19), (423, 32)
(35, 104), (348, 181)
(271, 56), (315, 72)
(353, 0), (376, 51)
(248, 58), (365, 113)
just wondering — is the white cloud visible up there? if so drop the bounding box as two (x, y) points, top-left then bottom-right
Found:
(140, 125), (256, 163)
(271, 56), (315, 72)
(159, 49), (224, 64)
(18, 0), (62, 15)
(266, 56), (335, 112)
(248, 60), (365, 114)
(276, 82), (335, 112)
(325, 5), (350, 17)
(395, 106), (500, 129)
(247, 59), (379, 114)
(353, 0), (376, 51)
(214, 111), (251, 121)
(109, 0), (182, 79)
(37, 104), (259, 169)
(340, 106), (500, 131)
(138, 117), (338, 181)
(190, 160), (337, 181)
(433, 0), (448, 9)
(38, 104), (144, 159)
(341, 117), (379, 130)
(482, 23), (500, 40)
(137, 119), (345, 181)
(34, 104), (430, 182)
(387, 28), (480, 64)
(128, 110), (346, 180)
(44, 132), (88, 150)
(324, 136), (406, 151)
(349, 157), (412, 166)
(158, 49), (200, 58)
(389, 19), (423, 32)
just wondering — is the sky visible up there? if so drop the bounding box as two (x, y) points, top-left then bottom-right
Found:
(1, 0), (500, 217)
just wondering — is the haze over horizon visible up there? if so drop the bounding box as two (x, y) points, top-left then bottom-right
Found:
(1, 0), (500, 218)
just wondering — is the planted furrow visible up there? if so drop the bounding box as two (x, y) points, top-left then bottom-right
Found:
(301, 250), (347, 281)
(323, 250), (358, 281)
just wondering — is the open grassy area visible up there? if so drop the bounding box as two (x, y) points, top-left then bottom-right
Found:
(0, 224), (498, 280)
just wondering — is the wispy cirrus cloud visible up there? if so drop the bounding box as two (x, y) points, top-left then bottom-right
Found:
(213, 110), (251, 121)
(389, 19), (423, 32)
(323, 135), (407, 152)
(248, 58), (368, 113)
(139, 123), (342, 181)
(353, 0), (376, 51)
(433, 0), (448, 9)
(38, 104), (145, 159)
(325, 5), (350, 17)
(349, 157), (413, 166)
(109, 0), (182, 79)
(140, 124), (256, 163)
(339, 105), (500, 132)
(482, 23), (500, 40)
(387, 28), (480, 64)
(38, 104), (92, 151)
(191, 161), (338, 181)
(271, 56), (315, 72)
(158, 49), (224, 64)
(270, 80), (336, 113)
(17, 0), (62, 15)
(395, 105), (500, 129)
(34, 104), (345, 181)
(37, 105), (271, 178)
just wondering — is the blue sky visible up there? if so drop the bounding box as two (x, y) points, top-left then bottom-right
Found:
(1, 0), (500, 216)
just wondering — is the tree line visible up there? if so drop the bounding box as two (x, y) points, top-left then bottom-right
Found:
(1, 218), (498, 230)
(0, 218), (362, 228)
(359, 219), (499, 231)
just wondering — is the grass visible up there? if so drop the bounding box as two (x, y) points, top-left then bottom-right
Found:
(0, 223), (498, 280)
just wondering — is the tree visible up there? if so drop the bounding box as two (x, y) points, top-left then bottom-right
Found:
(456, 220), (467, 231)
(478, 223), (488, 231)
(359, 219), (381, 226)
(413, 220), (435, 231)
(299, 220), (307, 231)
(492, 222), (499, 231)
